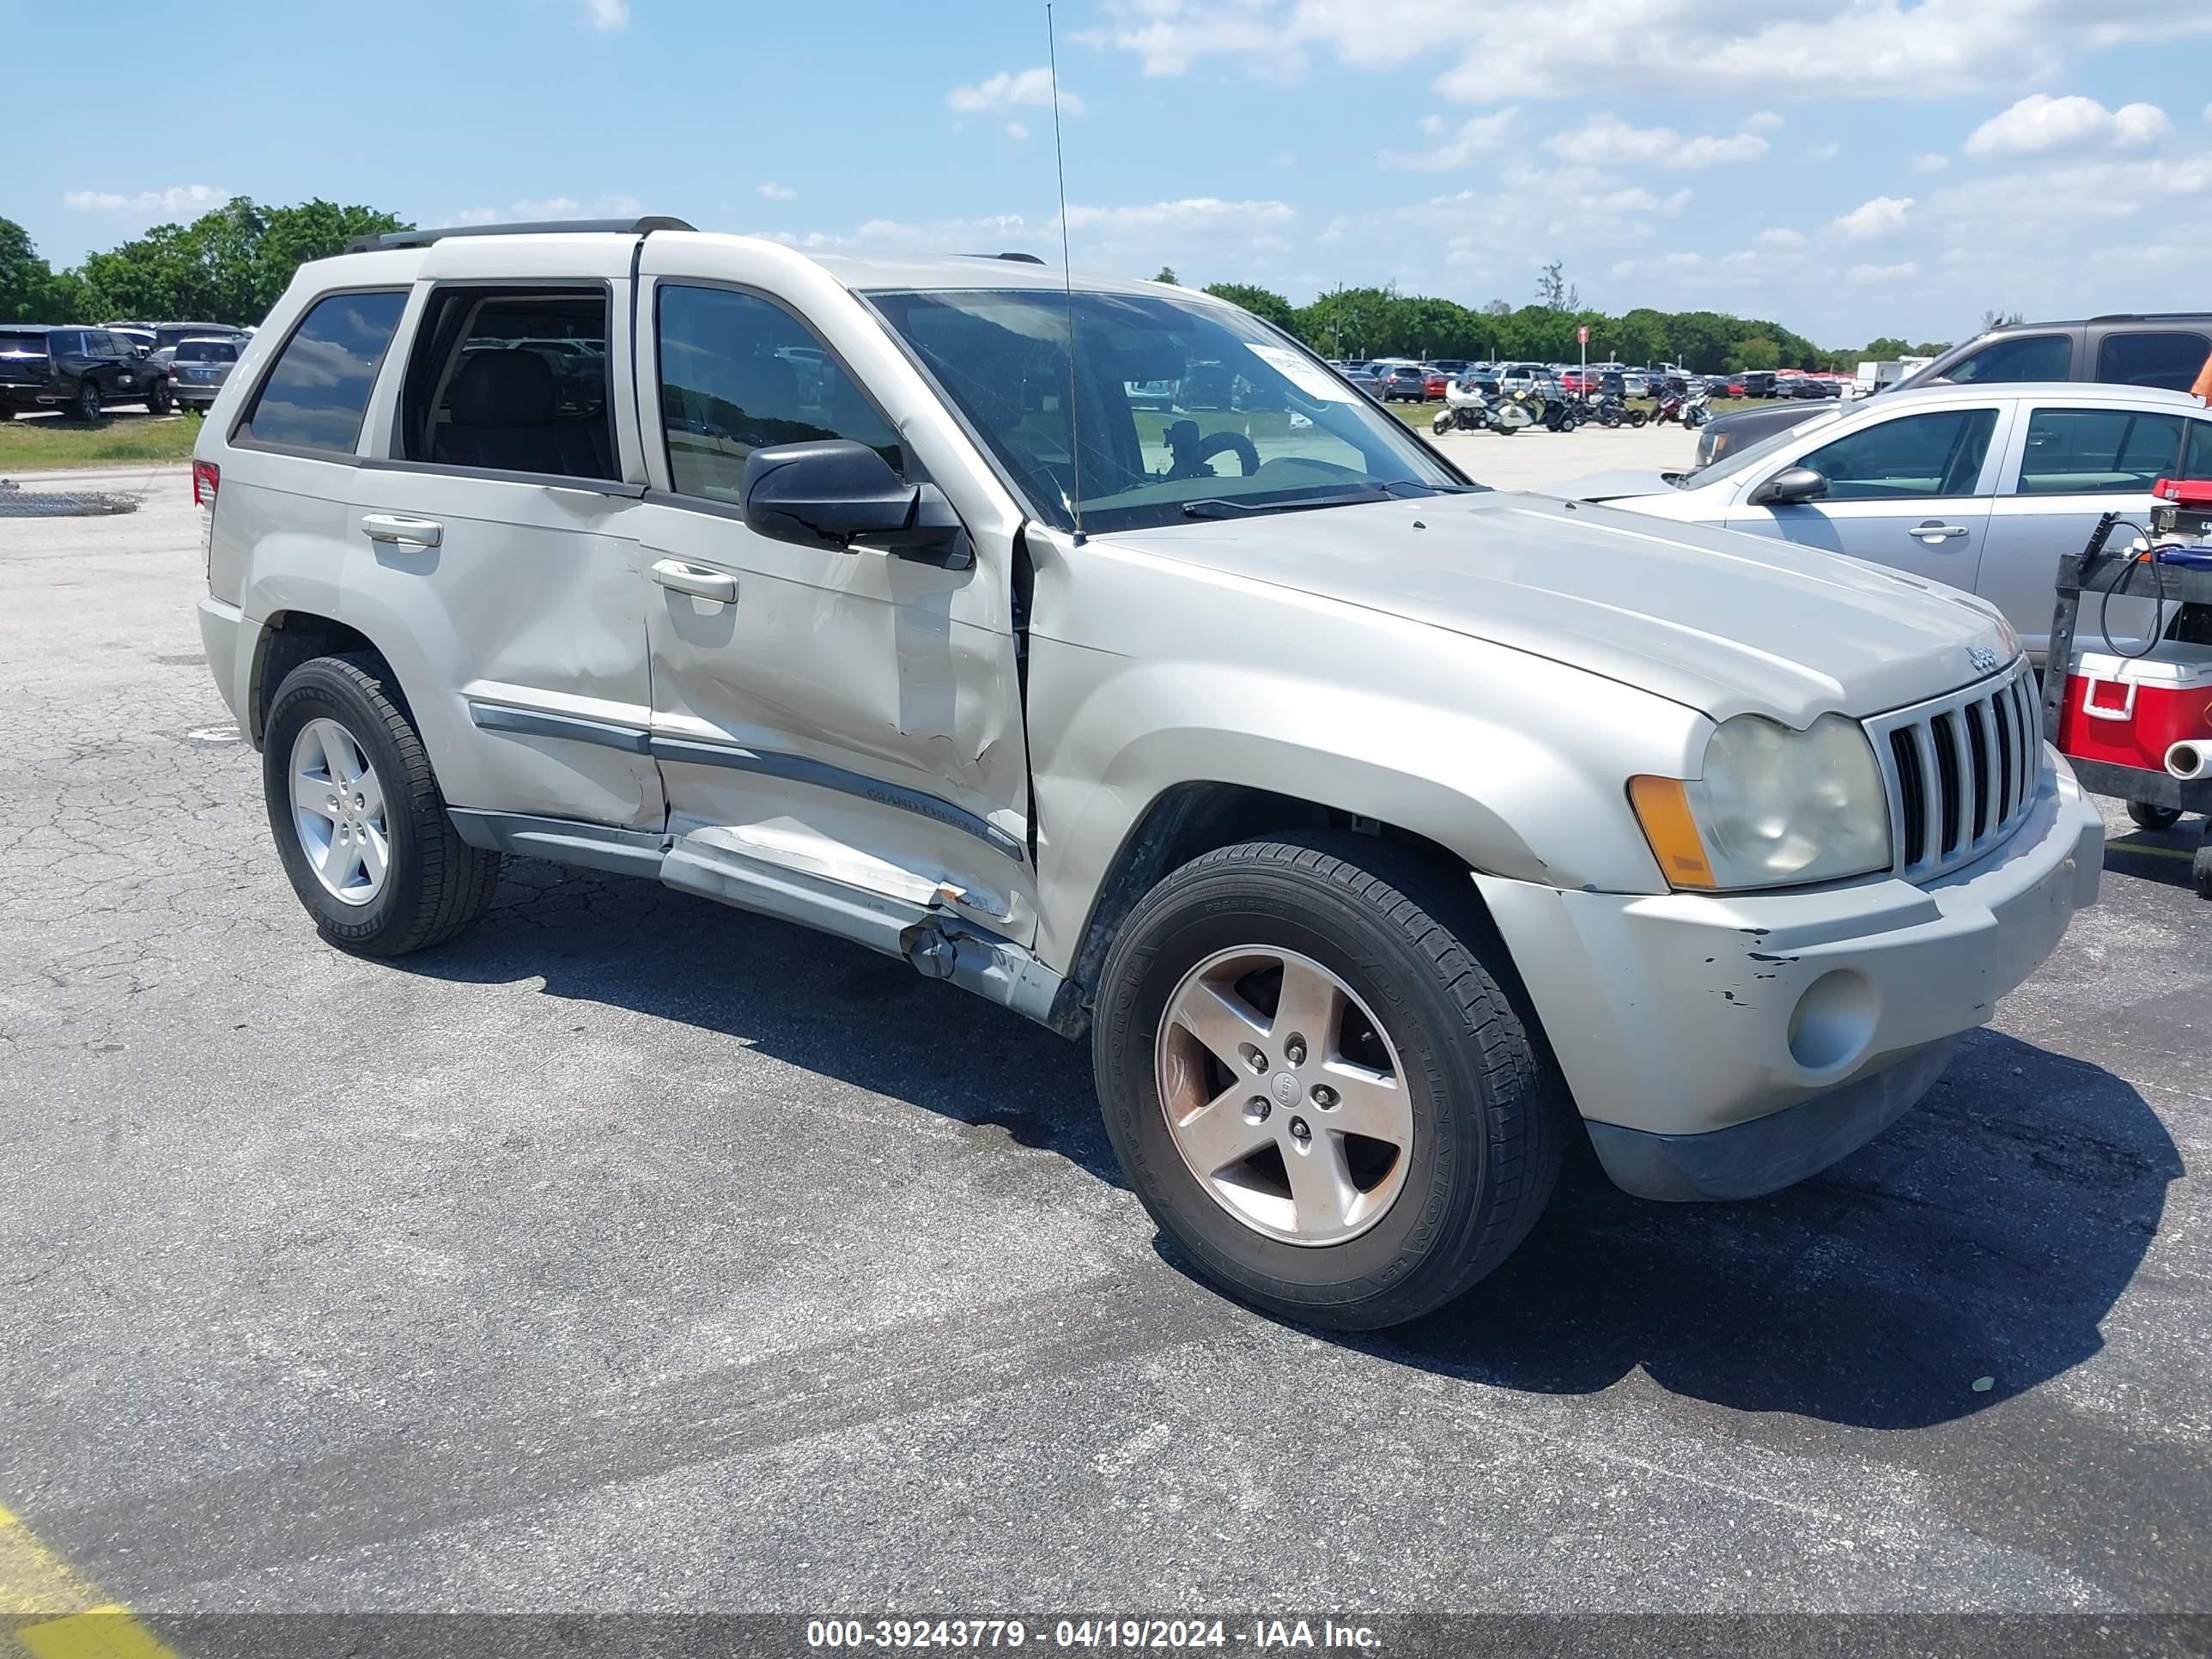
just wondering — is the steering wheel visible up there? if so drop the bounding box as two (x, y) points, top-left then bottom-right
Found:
(1163, 419), (1261, 482)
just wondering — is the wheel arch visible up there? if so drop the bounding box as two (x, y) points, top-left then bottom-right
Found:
(246, 610), (392, 749)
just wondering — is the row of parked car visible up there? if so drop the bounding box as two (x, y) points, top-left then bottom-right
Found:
(1328, 357), (1850, 405)
(0, 319), (252, 422)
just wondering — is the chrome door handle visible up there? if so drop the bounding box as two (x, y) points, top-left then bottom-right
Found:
(1907, 520), (1969, 543)
(651, 559), (737, 603)
(361, 514), (443, 549)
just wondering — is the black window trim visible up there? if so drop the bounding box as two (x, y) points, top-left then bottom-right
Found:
(647, 275), (915, 514)
(228, 284), (411, 463)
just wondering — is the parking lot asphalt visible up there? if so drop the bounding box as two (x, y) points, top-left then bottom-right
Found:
(1, 446), (2207, 1630)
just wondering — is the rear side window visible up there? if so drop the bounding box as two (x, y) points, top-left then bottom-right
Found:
(240, 290), (406, 455)
(2015, 407), (2185, 494)
(0, 331), (46, 357)
(1941, 333), (2073, 384)
(2095, 331), (2212, 393)
(655, 283), (902, 504)
(395, 288), (616, 482)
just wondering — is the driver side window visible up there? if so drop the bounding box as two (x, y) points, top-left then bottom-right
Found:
(1796, 409), (2000, 501)
(655, 283), (902, 505)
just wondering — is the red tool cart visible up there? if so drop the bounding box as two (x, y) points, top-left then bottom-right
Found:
(2042, 489), (2212, 899)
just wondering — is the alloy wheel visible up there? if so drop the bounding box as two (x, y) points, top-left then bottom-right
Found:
(289, 717), (389, 906)
(1154, 946), (1413, 1246)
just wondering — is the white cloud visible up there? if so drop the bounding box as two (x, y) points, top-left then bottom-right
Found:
(1757, 226), (1807, 247)
(1909, 152), (1950, 174)
(757, 181), (796, 200)
(1805, 141), (1841, 161)
(945, 67), (1081, 115)
(1006, 121), (1030, 141)
(1382, 108), (1516, 169)
(1545, 112), (1768, 168)
(1083, 0), (2212, 100)
(1847, 261), (1921, 284)
(1832, 195), (1914, 239)
(1060, 198), (1295, 235)
(1743, 110), (1784, 134)
(445, 193), (642, 226)
(582, 0), (628, 29)
(63, 184), (226, 215)
(1965, 93), (2170, 157)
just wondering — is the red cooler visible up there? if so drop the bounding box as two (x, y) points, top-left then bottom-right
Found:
(2056, 645), (2212, 775)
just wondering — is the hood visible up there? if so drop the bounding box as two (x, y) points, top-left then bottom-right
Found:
(1119, 491), (2013, 727)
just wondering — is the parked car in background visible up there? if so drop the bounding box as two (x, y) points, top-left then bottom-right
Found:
(1339, 364), (1383, 398)
(0, 325), (172, 420)
(1738, 371), (1777, 398)
(167, 336), (245, 410)
(1569, 381), (2212, 659)
(1427, 359), (1469, 380)
(1378, 363), (1431, 402)
(1422, 367), (1449, 399)
(1698, 313), (2212, 471)
(192, 218), (2101, 1331)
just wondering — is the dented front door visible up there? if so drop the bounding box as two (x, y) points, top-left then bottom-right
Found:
(629, 251), (1034, 941)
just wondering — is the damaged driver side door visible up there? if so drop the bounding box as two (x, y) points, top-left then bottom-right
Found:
(630, 270), (1036, 943)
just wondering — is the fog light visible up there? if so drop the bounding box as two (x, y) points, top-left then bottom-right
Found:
(1787, 969), (1877, 1073)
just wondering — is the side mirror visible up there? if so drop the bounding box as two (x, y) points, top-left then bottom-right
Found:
(1748, 465), (1828, 507)
(739, 439), (964, 559)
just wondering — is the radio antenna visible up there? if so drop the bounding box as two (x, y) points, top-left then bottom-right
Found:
(1047, 3), (1085, 543)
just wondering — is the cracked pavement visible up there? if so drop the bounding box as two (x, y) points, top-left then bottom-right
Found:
(0, 462), (2207, 1630)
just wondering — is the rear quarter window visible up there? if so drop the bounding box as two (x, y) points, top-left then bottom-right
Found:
(2095, 331), (2212, 393)
(239, 290), (408, 455)
(0, 332), (46, 356)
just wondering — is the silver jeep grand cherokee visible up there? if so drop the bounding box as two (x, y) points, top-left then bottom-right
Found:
(192, 217), (2104, 1329)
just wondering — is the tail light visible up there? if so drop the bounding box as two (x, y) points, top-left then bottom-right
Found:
(193, 459), (220, 577)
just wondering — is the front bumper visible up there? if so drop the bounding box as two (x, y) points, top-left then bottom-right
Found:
(1477, 750), (2103, 1200)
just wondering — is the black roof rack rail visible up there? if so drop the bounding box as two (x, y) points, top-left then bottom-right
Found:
(343, 216), (697, 254)
(963, 251), (1047, 264)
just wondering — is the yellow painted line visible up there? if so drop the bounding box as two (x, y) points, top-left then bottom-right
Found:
(0, 1506), (176, 1659)
(2106, 838), (2194, 862)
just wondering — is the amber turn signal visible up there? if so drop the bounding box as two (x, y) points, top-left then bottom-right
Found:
(1628, 775), (1717, 890)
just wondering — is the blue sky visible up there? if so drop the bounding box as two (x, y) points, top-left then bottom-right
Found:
(13, 0), (2212, 348)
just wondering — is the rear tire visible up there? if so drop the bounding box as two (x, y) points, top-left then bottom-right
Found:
(145, 378), (172, 416)
(2195, 839), (2212, 902)
(70, 381), (100, 422)
(1093, 836), (1566, 1330)
(262, 654), (502, 957)
(2127, 799), (2183, 832)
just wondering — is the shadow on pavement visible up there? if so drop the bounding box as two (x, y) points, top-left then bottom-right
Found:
(1352, 1029), (2179, 1430)
(407, 861), (2179, 1433)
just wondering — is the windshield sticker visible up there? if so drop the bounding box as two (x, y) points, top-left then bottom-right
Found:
(1246, 343), (1356, 404)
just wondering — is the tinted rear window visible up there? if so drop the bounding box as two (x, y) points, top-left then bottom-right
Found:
(0, 332), (46, 356)
(240, 290), (406, 454)
(176, 340), (238, 363)
(2096, 330), (2212, 393)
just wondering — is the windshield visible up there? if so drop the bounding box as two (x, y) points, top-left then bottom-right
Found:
(866, 287), (1464, 534)
(1678, 405), (1846, 484)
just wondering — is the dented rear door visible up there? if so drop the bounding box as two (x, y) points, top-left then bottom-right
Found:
(630, 240), (1036, 942)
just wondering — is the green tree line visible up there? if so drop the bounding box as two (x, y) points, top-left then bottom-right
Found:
(1204, 279), (1949, 374)
(1, 198), (408, 327)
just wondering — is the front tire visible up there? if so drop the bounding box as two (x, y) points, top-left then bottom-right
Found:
(262, 654), (502, 957)
(2127, 799), (2183, 832)
(1093, 837), (1566, 1330)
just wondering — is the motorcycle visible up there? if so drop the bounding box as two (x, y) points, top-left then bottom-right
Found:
(1593, 393), (1648, 428)
(1654, 386), (1711, 428)
(1431, 380), (1533, 436)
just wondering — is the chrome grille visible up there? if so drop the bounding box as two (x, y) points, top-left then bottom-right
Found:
(1864, 659), (2043, 883)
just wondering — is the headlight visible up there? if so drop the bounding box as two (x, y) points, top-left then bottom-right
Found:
(1630, 713), (1891, 891)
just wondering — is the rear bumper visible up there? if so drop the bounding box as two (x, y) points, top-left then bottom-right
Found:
(173, 378), (228, 404)
(1478, 751), (2103, 1199)
(0, 383), (66, 410)
(197, 595), (245, 724)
